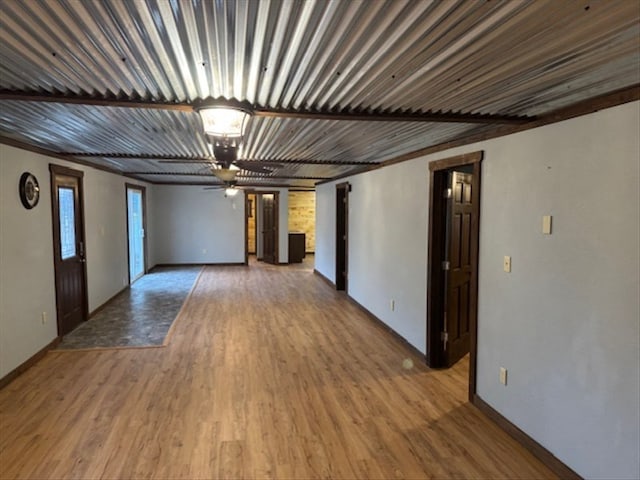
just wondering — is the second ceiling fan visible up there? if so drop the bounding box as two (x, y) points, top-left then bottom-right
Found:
(207, 135), (282, 182)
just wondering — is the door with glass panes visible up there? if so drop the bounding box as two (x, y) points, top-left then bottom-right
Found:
(50, 165), (88, 336)
(127, 186), (146, 282)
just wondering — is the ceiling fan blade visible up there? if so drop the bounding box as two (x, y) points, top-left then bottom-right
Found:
(235, 160), (282, 174)
(246, 160), (284, 168)
(159, 160), (213, 164)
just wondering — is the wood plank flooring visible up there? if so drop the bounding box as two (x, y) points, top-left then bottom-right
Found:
(0, 261), (556, 479)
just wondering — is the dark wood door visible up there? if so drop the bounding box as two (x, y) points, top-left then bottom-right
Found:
(50, 165), (88, 336)
(335, 183), (348, 291)
(444, 171), (473, 366)
(262, 194), (277, 264)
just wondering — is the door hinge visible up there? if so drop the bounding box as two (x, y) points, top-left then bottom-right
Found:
(441, 331), (448, 350)
(442, 261), (450, 271)
(443, 188), (452, 199)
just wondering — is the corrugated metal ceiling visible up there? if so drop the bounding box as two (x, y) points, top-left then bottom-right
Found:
(0, 0), (638, 186)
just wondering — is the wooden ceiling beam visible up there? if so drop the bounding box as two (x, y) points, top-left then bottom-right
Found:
(0, 90), (533, 124)
(126, 172), (330, 180)
(57, 152), (378, 166)
(253, 108), (533, 124)
(0, 91), (192, 112)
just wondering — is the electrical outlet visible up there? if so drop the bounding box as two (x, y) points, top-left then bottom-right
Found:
(542, 215), (552, 234)
(41, 312), (47, 324)
(499, 367), (508, 386)
(390, 299), (395, 311)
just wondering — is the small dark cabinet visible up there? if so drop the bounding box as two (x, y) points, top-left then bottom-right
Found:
(288, 232), (305, 263)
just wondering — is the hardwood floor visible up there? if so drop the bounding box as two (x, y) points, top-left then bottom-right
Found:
(0, 262), (556, 479)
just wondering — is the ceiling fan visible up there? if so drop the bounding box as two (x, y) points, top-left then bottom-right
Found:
(206, 135), (283, 180)
(202, 179), (244, 197)
(192, 99), (282, 182)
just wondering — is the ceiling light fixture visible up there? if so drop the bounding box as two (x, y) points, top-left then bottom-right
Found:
(210, 163), (240, 182)
(195, 100), (252, 138)
(225, 187), (239, 197)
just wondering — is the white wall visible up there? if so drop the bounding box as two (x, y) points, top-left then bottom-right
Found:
(314, 102), (640, 479)
(84, 170), (129, 310)
(314, 187), (335, 280)
(0, 146), (58, 379)
(277, 189), (289, 263)
(0, 144), (149, 377)
(151, 185), (245, 264)
(144, 185), (157, 269)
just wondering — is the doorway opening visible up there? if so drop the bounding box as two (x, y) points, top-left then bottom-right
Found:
(49, 164), (88, 336)
(287, 190), (316, 262)
(245, 191), (280, 265)
(426, 151), (482, 400)
(126, 184), (147, 284)
(246, 193), (257, 260)
(335, 182), (350, 291)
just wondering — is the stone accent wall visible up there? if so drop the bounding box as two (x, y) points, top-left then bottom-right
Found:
(288, 191), (315, 252)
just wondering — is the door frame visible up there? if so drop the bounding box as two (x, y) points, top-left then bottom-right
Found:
(426, 151), (482, 400)
(244, 190), (280, 264)
(125, 183), (148, 283)
(244, 193), (250, 264)
(49, 164), (89, 335)
(335, 182), (350, 292)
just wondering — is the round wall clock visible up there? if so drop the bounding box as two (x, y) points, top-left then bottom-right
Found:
(19, 172), (40, 209)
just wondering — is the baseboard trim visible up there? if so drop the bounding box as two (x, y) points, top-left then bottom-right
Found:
(152, 262), (247, 268)
(90, 285), (129, 317)
(346, 294), (426, 361)
(472, 394), (582, 480)
(313, 269), (335, 288)
(0, 336), (61, 390)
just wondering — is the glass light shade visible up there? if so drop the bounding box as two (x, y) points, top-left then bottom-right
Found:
(212, 168), (238, 182)
(225, 187), (239, 197)
(199, 107), (250, 137)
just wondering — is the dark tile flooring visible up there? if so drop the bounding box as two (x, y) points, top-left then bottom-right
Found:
(57, 266), (202, 350)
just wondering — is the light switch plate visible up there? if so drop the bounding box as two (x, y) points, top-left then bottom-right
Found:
(542, 215), (552, 234)
(503, 256), (511, 273)
(500, 367), (508, 385)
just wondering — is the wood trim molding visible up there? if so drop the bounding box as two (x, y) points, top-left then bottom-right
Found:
(472, 394), (582, 480)
(425, 151), (483, 403)
(61, 153), (379, 166)
(335, 182), (350, 292)
(151, 263), (247, 268)
(427, 151), (483, 171)
(254, 107), (531, 124)
(49, 163), (90, 336)
(0, 90), (531, 124)
(346, 294), (426, 361)
(89, 285), (130, 317)
(316, 84), (640, 186)
(313, 269), (335, 288)
(0, 337), (61, 390)
(125, 183), (149, 278)
(2, 136), (118, 175)
(1, 136), (150, 185)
